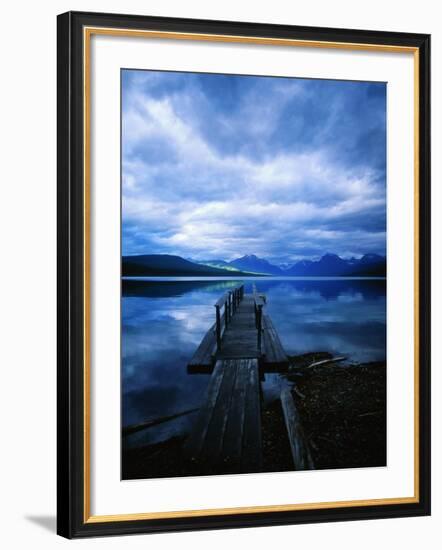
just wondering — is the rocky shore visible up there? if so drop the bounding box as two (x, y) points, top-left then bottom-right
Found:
(286, 352), (386, 470)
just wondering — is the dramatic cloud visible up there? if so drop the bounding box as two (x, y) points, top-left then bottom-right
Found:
(122, 69), (386, 263)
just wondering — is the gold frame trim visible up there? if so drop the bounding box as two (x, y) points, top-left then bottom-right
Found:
(83, 26), (420, 524)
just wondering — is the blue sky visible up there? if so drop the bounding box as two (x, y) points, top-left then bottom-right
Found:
(122, 69), (386, 264)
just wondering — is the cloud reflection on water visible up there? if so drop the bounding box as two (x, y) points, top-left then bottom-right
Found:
(122, 278), (386, 447)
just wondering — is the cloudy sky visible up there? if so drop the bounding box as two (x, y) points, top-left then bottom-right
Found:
(121, 69), (386, 264)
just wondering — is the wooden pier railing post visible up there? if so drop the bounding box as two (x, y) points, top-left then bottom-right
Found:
(215, 305), (222, 350)
(252, 284), (263, 353)
(257, 304), (262, 352)
(225, 295), (230, 327)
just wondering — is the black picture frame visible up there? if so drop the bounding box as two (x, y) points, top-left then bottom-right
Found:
(57, 10), (431, 538)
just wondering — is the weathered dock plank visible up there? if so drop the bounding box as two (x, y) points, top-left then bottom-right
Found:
(188, 322), (217, 369)
(263, 314), (289, 368)
(200, 361), (238, 465)
(185, 358), (262, 473)
(184, 361), (225, 458)
(241, 360), (263, 472)
(222, 360), (249, 468)
(280, 387), (314, 470)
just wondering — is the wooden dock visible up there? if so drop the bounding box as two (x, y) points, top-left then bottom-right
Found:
(184, 284), (296, 473)
(188, 284), (289, 371)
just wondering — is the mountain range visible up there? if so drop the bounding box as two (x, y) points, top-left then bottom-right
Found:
(123, 253), (386, 277)
(196, 253), (385, 276)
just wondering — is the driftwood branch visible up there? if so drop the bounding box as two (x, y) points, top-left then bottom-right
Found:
(307, 356), (346, 369)
(293, 385), (305, 399)
(122, 408), (199, 437)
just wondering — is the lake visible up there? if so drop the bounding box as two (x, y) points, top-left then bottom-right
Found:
(122, 277), (386, 449)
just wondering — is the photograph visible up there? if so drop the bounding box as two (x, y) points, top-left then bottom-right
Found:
(54, 8), (431, 538)
(120, 69), (387, 480)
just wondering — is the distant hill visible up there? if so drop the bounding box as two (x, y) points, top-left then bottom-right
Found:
(286, 253), (386, 277)
(122, 254), (258, 277)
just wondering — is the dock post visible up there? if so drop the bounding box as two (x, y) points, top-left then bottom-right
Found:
(257, 305), (262, 352)
(215, 305), (222, 350)
(225, 296), (230, 327)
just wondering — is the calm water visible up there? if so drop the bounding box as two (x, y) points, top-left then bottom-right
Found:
(122, 277), (386, 448)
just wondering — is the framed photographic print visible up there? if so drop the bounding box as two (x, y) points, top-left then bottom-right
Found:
(57, 11), (431, 538)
